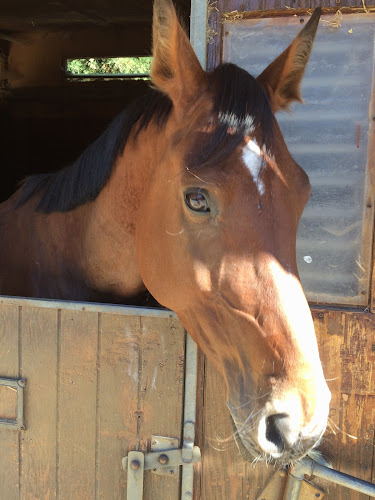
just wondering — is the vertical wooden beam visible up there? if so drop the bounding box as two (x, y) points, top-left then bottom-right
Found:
(21, 306), (58, 499)
(140, 316), (185, 500)
(58, 309), (98, 499)
(97, 313), (141, 499)
(0, 304), (20, 500)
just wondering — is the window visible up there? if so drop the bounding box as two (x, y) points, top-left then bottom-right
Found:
(65, 56), (152, 79)
(223, 13), (375, 305)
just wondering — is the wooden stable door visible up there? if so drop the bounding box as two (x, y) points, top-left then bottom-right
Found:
(0, 298), (187, 500)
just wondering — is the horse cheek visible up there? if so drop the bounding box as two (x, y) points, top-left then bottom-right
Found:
(135, 190), (189, 312)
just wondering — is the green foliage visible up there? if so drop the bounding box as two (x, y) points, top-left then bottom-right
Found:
(66, 56), (152, 76)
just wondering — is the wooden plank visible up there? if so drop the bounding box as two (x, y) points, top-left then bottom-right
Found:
(140, 316), (186, 500)
(312, 309), (375, 499)
(97, 313), (141, 499)
(0, 295), (177, 320)
(20, 306), (58, 499)
(0, 304), (20, 500)
(200, 357), (246, 500)
(58, 309), (98, 500)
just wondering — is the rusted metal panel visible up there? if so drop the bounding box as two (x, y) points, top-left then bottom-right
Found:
(0, 299), (186, 499)
(207, 0), (375, 70)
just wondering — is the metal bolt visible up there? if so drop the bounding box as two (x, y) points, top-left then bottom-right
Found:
(300, 18), (304, 23)
(169, 469), (174, 475)
(130, 460), (140, 470)
(159, 454), (169, 465)
(367, 202), (372, 208)
(318, 312), (324, 319)
(18, 379), (26, 388)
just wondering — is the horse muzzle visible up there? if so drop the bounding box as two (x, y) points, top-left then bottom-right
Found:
(228, 385), (331, 465)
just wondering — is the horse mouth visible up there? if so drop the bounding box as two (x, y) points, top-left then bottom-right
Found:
(229, 413), (324, 466)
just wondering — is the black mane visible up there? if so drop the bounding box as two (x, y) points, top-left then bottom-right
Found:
(18, 63), (273, 213)
(17, 90), (172, 213)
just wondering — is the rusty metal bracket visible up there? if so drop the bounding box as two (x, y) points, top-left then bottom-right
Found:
(256, 468), (325, 500)
(126, 451), (145, 500)
(150, 435), (181, 477)
(284, 457), (375, 499)
(122, 438), (201, 474)
(0, 377), (26, 431)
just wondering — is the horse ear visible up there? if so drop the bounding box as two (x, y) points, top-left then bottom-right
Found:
(257, 8), (321, 112)
(151, 0), (206, 113)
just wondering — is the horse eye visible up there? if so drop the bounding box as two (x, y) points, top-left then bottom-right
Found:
(185, 191), (210, 213)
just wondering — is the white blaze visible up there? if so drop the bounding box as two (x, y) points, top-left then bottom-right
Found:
(242, 140), (265, 195)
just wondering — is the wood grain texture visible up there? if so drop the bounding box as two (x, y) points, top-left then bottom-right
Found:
(0, 304), (20, 500)
(0, 302), (187, 499)
(58, 308), (99, 500)
(98, 313), (141, 499)
(140, 316), (186, 500)
(312, 309), (375, 499)
(21, 306), (58, 500)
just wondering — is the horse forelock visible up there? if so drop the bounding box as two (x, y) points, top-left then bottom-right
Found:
(185, 63), (274, 170)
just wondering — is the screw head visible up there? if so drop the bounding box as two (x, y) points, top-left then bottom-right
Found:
(159, 454), (169, 465)
(130, 460), (140, 470)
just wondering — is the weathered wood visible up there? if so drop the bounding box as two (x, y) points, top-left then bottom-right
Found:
(0, 300), (188, 498)
(140, 316), (186, 500)
(312, 309), (375, 500)
(20, 306), (59, 499)
(58, 309), (99, 499)
(0, 304), (20, 500)
(98, 313), (141, 498)
(200, 357), (246, 499)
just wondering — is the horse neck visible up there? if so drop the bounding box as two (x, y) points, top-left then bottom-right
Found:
(81, 121), (162, 301)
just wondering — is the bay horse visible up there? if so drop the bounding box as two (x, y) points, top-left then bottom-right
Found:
(0, 0), (330, 464)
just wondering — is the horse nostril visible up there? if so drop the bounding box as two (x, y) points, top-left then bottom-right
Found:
(265, 413), (289, 453)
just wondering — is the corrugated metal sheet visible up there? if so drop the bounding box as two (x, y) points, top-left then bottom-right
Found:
(223, 13), (375, 305)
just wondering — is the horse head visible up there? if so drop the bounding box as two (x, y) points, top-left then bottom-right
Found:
(136, 0), (330, 464)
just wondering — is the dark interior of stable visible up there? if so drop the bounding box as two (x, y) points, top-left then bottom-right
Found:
(0, 0), (191, 203)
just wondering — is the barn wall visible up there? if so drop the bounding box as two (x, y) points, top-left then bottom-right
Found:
(0, 24), (152, 203)
(7, 26), (151, 88)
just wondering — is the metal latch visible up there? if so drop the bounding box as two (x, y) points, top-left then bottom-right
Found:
(123, 333), (200, 500)
(123, 435), (201, 499)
